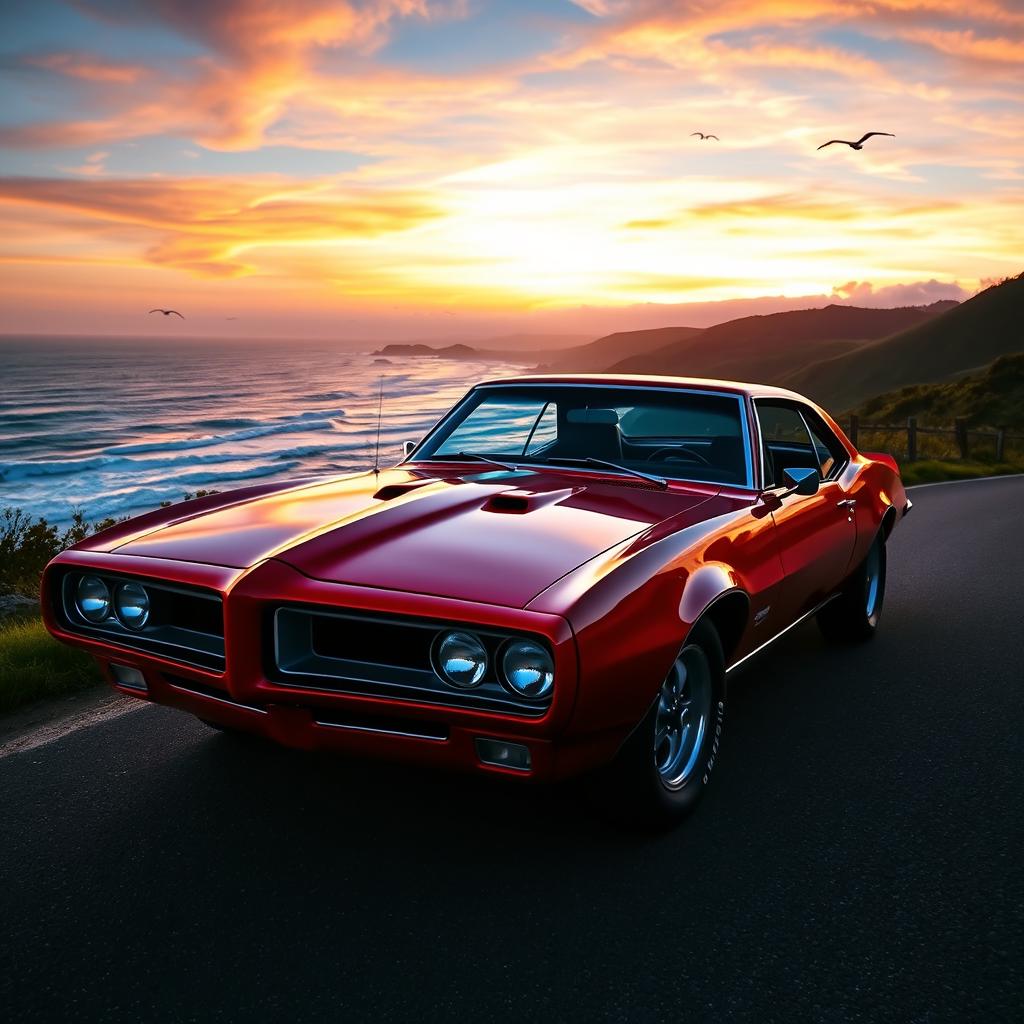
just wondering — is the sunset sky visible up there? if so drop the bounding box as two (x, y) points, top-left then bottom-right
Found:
(1, 0), (1021, 340)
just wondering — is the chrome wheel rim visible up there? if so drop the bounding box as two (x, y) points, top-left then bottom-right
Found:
(864, 543), (882, 623)
(654, 647), (712, 790)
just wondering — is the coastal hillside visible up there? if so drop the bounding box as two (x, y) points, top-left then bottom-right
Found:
(372, 327), (690, 369)
(783, 274), (1024, 412)
(533, 325), (703, 372)
(849, 351), (1024, 429)
(606, 303), (951, 383)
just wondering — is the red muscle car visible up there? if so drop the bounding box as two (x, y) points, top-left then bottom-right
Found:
(42, 375), (910, 825)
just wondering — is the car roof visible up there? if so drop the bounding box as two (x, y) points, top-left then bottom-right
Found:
(475, 372), (814, 404)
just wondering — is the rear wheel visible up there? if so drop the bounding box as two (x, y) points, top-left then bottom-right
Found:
(599, 621), (726, 828)
(817, 536), (886, 643)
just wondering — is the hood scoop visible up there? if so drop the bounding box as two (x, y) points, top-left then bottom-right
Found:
(483, 487), (577, 514)
(373, 478), (439, 502)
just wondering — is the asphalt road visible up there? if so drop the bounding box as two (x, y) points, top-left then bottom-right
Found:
(2, 477), (1022, 1023)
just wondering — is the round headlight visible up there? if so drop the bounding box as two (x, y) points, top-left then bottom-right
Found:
(435, 631), (487, 688)
(76, 575), (111, 622)
(114, 582), (150, 630)
(501, 640), (554, 699)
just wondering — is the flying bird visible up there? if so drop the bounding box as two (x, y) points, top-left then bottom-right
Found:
(817, 132), (894, 151)
(149, 308), (184, 318)
(691, 132), (719, 141)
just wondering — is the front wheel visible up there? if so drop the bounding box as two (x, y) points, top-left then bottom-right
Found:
(598, 621), (727, 828)
(817, 536), (886, 643)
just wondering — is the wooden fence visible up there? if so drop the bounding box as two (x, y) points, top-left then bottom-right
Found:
(837, 416), (1024, 463)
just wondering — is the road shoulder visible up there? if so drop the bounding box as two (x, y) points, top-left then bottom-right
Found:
(0, 686), (146, 760)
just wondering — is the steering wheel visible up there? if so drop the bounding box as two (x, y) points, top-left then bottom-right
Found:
(645, 445), (711, 466)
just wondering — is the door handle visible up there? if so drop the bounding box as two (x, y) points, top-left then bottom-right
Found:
(836, 499), (857, 509)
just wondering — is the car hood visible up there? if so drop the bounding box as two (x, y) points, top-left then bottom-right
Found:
(105, 468), (719, 608)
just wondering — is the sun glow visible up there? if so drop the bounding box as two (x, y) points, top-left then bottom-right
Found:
(0, 0), (1021, 335)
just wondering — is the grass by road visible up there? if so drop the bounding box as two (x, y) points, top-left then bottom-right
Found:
(0, 615), (101, 715)
(898, 459), (1024, 485)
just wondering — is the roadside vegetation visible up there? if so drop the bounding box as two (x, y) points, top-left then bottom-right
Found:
(898, 459), (1024, 486)
(846, 352), (1024, 483)
(0, 492), (216, 715)
(851, 352), (1024, 431)
(0, 615), (101, 714)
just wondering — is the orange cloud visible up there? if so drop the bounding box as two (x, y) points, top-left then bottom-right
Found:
(49, 0), (470, 150)
(0, 177), (443, 276)
(58, 151), (110, 177)
(618, 274), (751, 293)
(623, 193), (965, 232)
(26, 52), (145, 83)
(900, 27), (1024, 64)
(1, 0), (1022, 328)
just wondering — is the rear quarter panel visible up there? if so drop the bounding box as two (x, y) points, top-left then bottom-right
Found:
(846, 454), (908, 566)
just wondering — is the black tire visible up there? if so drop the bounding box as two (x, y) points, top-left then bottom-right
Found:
(817, 535), (886, 644)
(598, 621), (727, 829)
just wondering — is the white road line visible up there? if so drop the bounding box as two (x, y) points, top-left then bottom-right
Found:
(907, 472), (1024, 490)
(0, 693), (150, 760)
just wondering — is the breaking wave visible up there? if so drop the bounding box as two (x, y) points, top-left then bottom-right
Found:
(0, 338), (530, 527)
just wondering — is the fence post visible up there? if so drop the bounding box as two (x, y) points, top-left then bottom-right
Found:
(954, 418), (969, 459)
(847, 414), (859, 447)
(906, 417), (917, 462)
(996, 428), (1006, 462)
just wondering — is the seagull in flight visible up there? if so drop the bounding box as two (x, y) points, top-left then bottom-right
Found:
(149, 308), (184, 319)
(817, 132), (894, 151)
(691, 132), (719, 141)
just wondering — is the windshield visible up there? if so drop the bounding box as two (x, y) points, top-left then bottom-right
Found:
(412, 384), (751, 486)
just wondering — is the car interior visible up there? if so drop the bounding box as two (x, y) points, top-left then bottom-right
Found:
(541, 407), (749, 484)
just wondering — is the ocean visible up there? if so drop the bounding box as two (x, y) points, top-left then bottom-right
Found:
(0, 337), (530, 528)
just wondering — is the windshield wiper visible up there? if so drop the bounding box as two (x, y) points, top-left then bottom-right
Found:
(428, 451), (520, 472)
(546, 456), (668, 489)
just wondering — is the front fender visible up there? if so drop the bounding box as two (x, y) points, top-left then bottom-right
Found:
(677, 563), (743, 628)
(556, 561), (749, 740)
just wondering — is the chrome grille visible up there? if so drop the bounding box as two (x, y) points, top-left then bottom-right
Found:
(56, 570), (225, 672)
(271, 605), (552, 717)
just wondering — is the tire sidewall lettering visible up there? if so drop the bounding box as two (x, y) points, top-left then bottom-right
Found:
(702, 699), (726, 785)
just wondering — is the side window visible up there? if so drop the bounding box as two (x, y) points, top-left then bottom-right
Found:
(755, 402), (814, 488)
(524, 402), (558, 455)
(800, 407), (847, 480)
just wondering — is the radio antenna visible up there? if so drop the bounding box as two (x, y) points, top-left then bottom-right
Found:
(372, 376), (384, 475)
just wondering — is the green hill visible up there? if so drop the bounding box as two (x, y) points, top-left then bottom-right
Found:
(783, 273), (1024, 412)
(850, 352), (1024, 429)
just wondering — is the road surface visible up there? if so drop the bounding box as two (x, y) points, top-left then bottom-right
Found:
(2, 477), (1022, 1022)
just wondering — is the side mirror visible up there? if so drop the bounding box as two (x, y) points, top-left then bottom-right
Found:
(782, 467), (820, 497)
(403, 440), (417, 458)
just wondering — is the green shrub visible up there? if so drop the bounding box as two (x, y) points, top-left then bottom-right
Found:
(0, 490), (218, 598)
(0, 508), (92, 596)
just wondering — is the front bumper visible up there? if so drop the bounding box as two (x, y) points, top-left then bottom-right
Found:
(43, 552), (624, 781)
